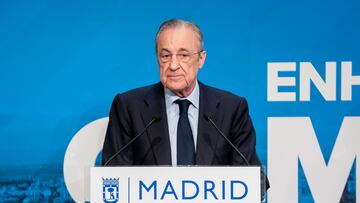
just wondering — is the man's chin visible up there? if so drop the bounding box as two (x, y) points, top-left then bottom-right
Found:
(165, 83), (187, 93)
(164, 79), (182, 87)
(167, 86), (186, 93)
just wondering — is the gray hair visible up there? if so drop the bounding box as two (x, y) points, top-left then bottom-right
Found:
(155, 19), (204, 53)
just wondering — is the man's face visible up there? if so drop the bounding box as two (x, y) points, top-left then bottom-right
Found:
(156, 26), (206, 97)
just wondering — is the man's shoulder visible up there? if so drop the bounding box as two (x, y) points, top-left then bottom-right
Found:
(200, 82), (250, 113)
(121, 82), (161, 96)
(113, 82), (162, 102)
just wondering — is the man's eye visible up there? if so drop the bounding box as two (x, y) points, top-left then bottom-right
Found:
(161, 54), (171, 58)
(178, 54), (190, 59)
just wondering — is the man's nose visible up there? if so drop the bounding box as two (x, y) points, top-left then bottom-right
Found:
(169, 54), (180, 70)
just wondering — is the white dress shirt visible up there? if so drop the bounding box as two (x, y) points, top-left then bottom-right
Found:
(164, 81), (199, 166)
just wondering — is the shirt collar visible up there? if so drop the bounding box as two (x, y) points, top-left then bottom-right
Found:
(164, 80), (200, 109)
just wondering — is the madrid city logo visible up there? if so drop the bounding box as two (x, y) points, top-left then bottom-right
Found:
(102, 178), (119, 203)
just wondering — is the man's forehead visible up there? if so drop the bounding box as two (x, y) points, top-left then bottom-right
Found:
(157, 26), (200, 51)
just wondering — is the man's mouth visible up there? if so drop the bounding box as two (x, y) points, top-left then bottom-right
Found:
(168, 75), (183, 79)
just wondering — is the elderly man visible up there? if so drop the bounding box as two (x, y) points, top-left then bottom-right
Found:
(102, 19), (265, 174)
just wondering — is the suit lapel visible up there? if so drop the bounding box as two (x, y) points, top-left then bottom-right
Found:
(141, 83), (172, 165)
(140, 82), (223, 166)
(196, 82), (224, 165)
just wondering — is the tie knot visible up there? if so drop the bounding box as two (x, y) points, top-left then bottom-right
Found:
(175, 99), (191, 114)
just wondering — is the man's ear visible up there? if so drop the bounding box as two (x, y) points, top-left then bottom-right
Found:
(198, 51), (207, 69)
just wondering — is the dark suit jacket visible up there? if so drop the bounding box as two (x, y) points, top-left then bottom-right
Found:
(102, 81), (262, 166)
(102, 81), (270, 192)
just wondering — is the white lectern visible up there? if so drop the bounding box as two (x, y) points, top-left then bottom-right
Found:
(91, 166), (260, 203)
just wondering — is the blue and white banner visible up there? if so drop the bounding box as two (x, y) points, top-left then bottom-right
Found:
(0, 0), (359, 202)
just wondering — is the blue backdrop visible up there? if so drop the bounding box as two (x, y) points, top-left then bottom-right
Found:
(0, 0), (359, 202)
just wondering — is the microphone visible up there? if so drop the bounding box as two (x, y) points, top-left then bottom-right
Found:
(204, 114), (250, 166)
(103, 116), (162, 166)
(205, 114), (270, 200)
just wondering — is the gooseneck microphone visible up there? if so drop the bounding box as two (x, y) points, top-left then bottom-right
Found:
(103, 116), (162, 166)
(204, 114), (250, 166)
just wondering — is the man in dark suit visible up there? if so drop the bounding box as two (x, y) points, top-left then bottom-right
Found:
(102, 19), (265, 173)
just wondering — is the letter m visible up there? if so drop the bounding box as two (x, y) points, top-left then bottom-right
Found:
(268, 117), (360, 203)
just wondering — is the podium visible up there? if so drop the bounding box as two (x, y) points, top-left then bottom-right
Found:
(91, 166), (261, 203)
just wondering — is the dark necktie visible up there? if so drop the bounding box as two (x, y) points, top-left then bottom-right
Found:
(175, 99), (196, 165)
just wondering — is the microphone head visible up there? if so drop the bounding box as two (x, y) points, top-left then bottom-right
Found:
(153, 116), (162, 122)
(203, 114), (211, 121)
